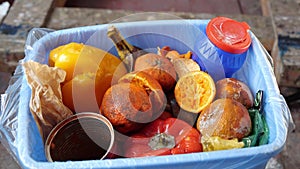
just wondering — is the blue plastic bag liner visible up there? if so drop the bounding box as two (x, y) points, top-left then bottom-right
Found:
(0, 19), (295, 169)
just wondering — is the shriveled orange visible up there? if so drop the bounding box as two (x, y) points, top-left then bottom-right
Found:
(101, 71), (168, 134)
(174, 70), (216, 113)
(101, 83), (152, 134)
(134, 53), (177, 91)
(196, 98), (252, 140)
(118, 71), (166, 116)
(216, 78), (253, 109)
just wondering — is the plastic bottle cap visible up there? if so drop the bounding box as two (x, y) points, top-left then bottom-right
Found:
(206, 17), (252, 54)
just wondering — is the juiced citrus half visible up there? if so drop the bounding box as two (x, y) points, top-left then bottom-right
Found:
(174, 71), (216, 113)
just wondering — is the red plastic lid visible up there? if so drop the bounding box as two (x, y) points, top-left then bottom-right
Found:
(206, 17), (252, 54)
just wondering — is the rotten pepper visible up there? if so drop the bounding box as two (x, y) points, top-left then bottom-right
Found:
(124, 112), (203, 157)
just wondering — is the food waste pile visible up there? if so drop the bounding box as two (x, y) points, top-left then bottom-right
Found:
(22, 22), (269, 162)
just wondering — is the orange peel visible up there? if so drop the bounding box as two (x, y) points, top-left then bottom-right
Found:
(174, 70), (216, 113)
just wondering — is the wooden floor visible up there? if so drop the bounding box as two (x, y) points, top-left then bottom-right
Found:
(64, 0), (262, 15)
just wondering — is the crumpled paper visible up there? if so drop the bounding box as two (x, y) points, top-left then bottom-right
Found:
(23, 60), (73, 142)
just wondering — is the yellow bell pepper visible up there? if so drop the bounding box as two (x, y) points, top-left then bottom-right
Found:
(49, 42), (127, 113)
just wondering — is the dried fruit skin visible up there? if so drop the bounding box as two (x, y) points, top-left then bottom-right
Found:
(118, 71), (166, 117)
(197, 98), (252, 140)
(101, 83), (152, 134)
(125, 117), (202, 158)
(134, 53), (177, 91)
(216, 78), (253, 108)
(174, 71), (216, 113)
(172, 58), (200, 78)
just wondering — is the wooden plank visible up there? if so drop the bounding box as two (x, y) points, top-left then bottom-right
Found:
(280, 64), (300, 88)
(0, 1), (10, 23)
(271, 0), (300, 87)
(46, 8), (134, 29)
(271, 0), (300, 16)
(0, 0), (57, 75)
(54, 0), (68, 7)
(260, 0), (272, 17)
(188, 0), (241, 14)
(278, 37), (300, 87)
(238, 0), (262, 15)
(65, 0), (241, 14)
(2, 0), (55, 27)
(275, 16), (300, 39)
